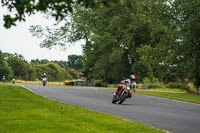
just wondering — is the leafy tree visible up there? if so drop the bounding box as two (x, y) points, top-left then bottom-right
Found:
(1, 0), (118, 28)
(29, 0), (172, 83)
(25, 65), (37, 81)
(53, 60), (68, 69)
(68, 55), (83, 71)
(171, 0), (200, 94)
(0, 59), (13, 81)
(7, 0), (199, 89)
(35, 62), (72, 81)
(0, 50), (13, 80)
(77, 0), (172, 83)
(0, 61), (13, 80)
(30, 59), (41, 65)
(68, 69), (81, 79)
(31, 59), (49, 65)
(31, 59), (69, 69)
(4, 53), (36, 80)
(40, 59), (49, 64)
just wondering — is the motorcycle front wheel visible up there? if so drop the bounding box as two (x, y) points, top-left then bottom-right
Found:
(118, 94), (127, 104)
(43, 82), (46, 86)
(112, 100), (118, 104)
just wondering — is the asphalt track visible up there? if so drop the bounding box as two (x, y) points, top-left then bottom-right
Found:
(23, 85), (200, 133)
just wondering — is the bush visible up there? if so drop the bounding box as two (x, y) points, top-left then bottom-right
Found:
(107, 84), (119, 88)
(187, 83), (196, 93)
(95, 82), (107, 87)
(143, 77), (159, 84)
(143, 77), (151, 84)
(148, 84), (163, 89)
(63, 80), (68, 86)
(68, 69), (81, 79)
(137, 84), (142, 89)
(166, 82), (187, 90)
(63, 80), (74, 86)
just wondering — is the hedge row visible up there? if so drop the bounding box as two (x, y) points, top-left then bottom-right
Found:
(166, 82), (187, 90)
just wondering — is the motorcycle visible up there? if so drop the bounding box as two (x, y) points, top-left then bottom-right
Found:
(2, 76), (6, 83)
(42, 77), (47, 86)
(112, 80), (134, 104)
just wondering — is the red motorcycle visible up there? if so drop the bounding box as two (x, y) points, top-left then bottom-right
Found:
(112, 80), (134, 104)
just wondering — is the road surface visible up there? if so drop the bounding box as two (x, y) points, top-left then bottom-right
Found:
(23, 85), (200, 133)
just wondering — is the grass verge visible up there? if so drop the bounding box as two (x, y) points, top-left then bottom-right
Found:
(0, 84), (164, 133)
(15, 80), (64, 86)
(136, 88), (200, 104)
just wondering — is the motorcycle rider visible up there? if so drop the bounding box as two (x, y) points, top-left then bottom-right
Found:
(41, 73), (48, 86)
(2, 75), (6, 83)
(122, 75), (136, 91)
(42, 73), (48, 79)
(116, 75), (137, 98)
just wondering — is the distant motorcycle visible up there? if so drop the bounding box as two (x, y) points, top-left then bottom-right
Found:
(2, 76), (6, 83)
(112, 80), (134, 104)
(42, 77), (47, 86)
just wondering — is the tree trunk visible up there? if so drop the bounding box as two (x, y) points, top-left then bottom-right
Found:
(195, 49), (200, 95)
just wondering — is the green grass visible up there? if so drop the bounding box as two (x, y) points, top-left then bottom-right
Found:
(15, 80), (64, 86)
(136, 88), (200, 104)
(0, 84), (164, 133)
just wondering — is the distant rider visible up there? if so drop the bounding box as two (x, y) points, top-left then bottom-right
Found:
(12, 78), (16, 84)
(2, 75), (6, 83)
(42, 73), (48, 79)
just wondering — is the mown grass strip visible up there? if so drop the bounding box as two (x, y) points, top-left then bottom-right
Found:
(136, 88), (200, 104)
(0, 84), (164, 133)
(15, 80), (64, 86)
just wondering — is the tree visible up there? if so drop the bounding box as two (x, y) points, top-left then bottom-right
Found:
(30, 58), (41, 65)
(0, 61), (13, 80)
(35, 62), (72, 81)
(0, 50), (13, 80)
(68, 69), (81, 79)
(171, 0), (200, 94)
(78, 0), (172, 83)
(26, 0), (200, 88)
(4, 53), (35, 80)
(30, 0), (172, 83)
(1, 0), (118, 28)
(53, 60), (68, 69)
(67, 55), (83, 71)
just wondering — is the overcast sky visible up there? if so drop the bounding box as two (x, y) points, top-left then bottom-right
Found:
(0, 6), (83, 62)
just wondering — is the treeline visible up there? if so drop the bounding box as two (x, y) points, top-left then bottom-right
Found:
(0, 50), (83, 81)
(70, 1), (200, 86)
(1, 0), (199, 93)
(29, 0), (200, 93)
